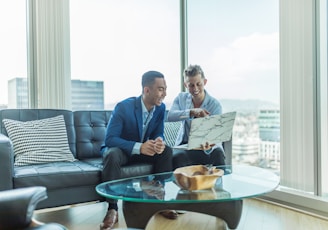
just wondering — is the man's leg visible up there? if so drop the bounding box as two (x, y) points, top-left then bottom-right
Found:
(153, 145), (173, 173)
(209, 147), (226, 166)
(153, 146), (182, 219)
(101, 147), (129, 230)
(172, 149), (191, 170)
(129, 145), (173, 173)
(185, 147), (226, 166)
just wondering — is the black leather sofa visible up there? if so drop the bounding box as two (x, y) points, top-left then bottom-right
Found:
(0, 109), (231, 209)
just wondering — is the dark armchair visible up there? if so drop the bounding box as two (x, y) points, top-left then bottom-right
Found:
(0, 186), (67, 230)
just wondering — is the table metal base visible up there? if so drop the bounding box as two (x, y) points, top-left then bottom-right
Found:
(122, 199), (243, 229)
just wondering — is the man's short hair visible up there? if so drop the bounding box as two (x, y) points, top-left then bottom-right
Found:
(184, 65), (205, 78)
(142, 71), (165, 88)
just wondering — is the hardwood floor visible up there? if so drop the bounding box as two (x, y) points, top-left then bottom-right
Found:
(34, 198), (328, 230)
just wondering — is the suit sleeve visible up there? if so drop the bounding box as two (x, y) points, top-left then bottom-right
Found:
(104, 103), (139, 155)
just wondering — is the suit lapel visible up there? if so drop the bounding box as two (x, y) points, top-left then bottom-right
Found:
(135, 96), (143, 141)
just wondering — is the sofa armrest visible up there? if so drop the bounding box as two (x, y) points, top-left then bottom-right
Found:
(0, 133), (14, 190)
(0, 186), (47, 229)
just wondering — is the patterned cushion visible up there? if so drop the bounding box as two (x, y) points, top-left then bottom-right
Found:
(164, 121), (181, 147)
(2, 115), (76, 166)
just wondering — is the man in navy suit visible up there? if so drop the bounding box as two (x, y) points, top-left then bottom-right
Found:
(100, 70), (173, 230)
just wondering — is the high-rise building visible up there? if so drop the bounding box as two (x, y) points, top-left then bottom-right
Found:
(258, 109), (280, 169)
(231, 113), (260, 165)
(71, 80), (104, 110)
(232, 138), (260, 164)
(8, 78), (104, 110)
(8, 78), (28, 109)
(258, 109), (280, 142)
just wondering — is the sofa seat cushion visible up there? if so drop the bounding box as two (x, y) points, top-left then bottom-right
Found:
(82, 158), (153, 179)
(14, 161), (101, 190)
(81, 157), (103, 169)
(121, 163), (154, 179)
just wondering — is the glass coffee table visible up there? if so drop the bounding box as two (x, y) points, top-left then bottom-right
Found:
(96, 165), (279, 229)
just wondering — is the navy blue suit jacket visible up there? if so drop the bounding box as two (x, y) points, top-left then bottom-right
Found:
(102, 96), (166, 156)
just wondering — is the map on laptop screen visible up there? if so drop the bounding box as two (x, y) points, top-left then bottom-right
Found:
(174, 111), (236, 150)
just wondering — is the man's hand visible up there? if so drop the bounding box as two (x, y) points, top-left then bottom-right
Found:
(140, 137), (165, 156)
(140, 140), (157, 156)
(200, 142), (215, 150)
(190, 108), (210, 118)
(154, 137), (165, 154)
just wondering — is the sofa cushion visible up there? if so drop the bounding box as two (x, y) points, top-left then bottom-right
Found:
(2, 115), (76, 166)
(14, 161), (101, 190)
(73, 111), (112, 159)
(81, 158), (154, 179)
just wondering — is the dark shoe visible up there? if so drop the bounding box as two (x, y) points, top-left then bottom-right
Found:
(159, 210), (179, 220)
(100, 209), (118, 230)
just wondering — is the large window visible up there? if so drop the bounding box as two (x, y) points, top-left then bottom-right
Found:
(70, 0), (281, 174)
(187, 0), (280, 174)
(0, 1), (27, 109)
(3, 0), (328, 217)
(69, 0), (181, 110)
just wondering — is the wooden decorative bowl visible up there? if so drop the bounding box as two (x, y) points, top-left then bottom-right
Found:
(173, 165), (224, 191)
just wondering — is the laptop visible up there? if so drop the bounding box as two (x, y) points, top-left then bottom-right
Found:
(174, 111), (236, 150)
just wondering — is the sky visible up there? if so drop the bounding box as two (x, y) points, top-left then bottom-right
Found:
(0, 1), (27, 104)
(0, 0), (279, 106)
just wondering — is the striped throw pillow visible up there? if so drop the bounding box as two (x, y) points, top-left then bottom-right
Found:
(3, 115), (76, 166)
(164, 121), (181, 147)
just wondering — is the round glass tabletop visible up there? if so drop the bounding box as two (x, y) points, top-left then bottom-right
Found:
(96, 165), (279, 204)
